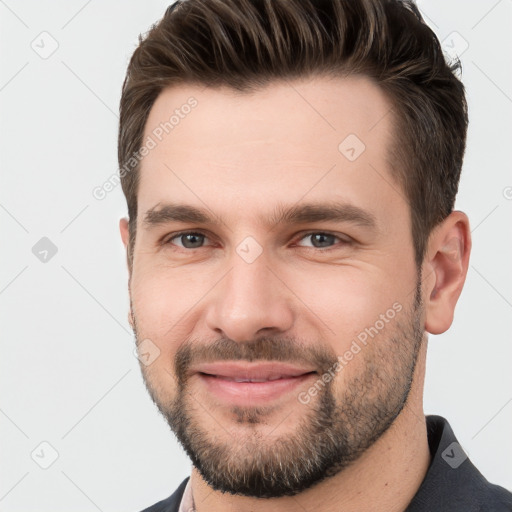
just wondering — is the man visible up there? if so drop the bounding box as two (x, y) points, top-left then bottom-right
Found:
(118, 0), (512, 510)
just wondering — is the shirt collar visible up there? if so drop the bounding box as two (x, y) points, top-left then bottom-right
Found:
(177, 415), (507, 511)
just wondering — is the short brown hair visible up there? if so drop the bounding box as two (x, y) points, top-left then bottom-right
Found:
(118, 0), (468, 270)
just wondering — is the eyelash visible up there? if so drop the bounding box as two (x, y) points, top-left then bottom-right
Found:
(162, 230), (352, 251)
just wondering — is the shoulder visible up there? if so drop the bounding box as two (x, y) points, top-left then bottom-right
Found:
(139, 477), (190, 512)
(406, 416), (512, 511)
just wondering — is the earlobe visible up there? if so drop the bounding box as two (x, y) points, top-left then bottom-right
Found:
(423, 211), (471, 335)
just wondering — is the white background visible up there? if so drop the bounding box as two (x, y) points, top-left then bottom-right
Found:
(1, 0), (511, 510)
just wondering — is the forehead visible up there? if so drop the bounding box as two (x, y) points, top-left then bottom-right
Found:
(137, 75), (403, 226)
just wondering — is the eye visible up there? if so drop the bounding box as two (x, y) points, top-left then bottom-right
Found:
(164, 231), (210, 249)
(295, 232), (350, 249)
(162, 230), (351, 251)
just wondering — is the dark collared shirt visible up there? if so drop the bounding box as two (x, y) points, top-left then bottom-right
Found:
(140, 415), (512, 511)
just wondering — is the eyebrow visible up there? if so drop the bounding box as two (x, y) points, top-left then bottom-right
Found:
(142, 201), (377, 231)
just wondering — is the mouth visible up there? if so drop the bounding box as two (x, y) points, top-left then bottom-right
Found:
(202, 375), (305, 382)
(192, 362), (317, 405)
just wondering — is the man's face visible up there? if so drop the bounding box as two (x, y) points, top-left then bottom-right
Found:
(125, 76), (425, 497)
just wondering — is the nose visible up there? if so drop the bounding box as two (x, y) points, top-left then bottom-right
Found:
(204, 252), (295, 342)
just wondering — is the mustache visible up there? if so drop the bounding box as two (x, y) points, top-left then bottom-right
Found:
(174, 336), (339, 385)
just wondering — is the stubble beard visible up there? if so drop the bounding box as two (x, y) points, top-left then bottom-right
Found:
(134, 279), (424, 498)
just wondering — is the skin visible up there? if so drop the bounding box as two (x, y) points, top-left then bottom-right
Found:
(120, 75), (471, 511)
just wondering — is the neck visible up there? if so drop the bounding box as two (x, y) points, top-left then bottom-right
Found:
(191, 342), (430, 512)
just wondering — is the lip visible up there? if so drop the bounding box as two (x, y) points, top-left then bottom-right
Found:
(193, 361), (316, 380)
(192, 362), (317, 405)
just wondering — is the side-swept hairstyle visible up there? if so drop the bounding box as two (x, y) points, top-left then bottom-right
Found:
(119, 0), (468, 270)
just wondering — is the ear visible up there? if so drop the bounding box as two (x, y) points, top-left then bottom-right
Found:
(119, 217), (131, 268)
(423, 211), (471, 335)
(119, 217), (135, 329)
(119, 217), (129, 247)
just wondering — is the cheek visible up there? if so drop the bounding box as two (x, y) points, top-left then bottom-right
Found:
(130, 262), (226, 371)
(285, 263), (410, 350)
(131, 262), (201, 323)
(132, 274), (170, 326)
(130, 269), (192, 365)
(296, 269), (410, 399)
